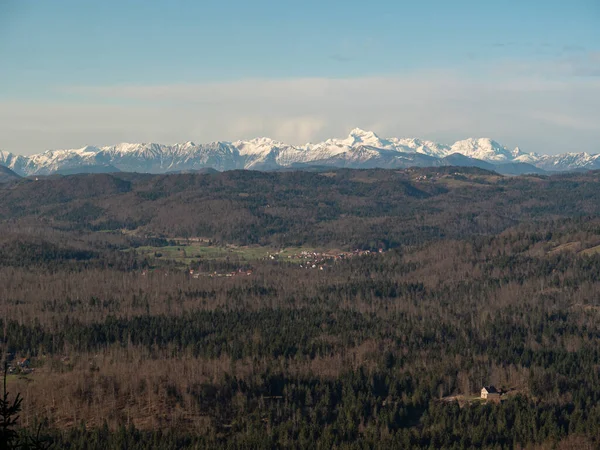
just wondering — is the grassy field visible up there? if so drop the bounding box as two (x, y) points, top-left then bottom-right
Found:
(580, 244), (600, 256)
(441, 394), (487, 406)
(129, 243), (321, 265)
(5, 373), (29, 383)
(549, 242), (600, 256)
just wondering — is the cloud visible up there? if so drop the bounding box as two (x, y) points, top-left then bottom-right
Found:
(1, 68), (599, 155)
(228, 116), (326, 144)
(569, 51), (600, 77)
(490, 51), (600, 79)
(529, 111), (599, 132)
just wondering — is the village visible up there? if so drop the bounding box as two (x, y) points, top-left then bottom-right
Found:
(188, 268), (253, 279)
(186, 248), (385, 278)
(277, 248), (383, 269)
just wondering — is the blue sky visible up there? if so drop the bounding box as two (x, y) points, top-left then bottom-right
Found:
(1, 0), (599, 154)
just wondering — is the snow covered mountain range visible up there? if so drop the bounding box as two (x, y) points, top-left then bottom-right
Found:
(1, 129), (599, 176)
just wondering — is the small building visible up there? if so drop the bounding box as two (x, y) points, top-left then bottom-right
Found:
(17, 358), (30, 368)
(481, 385), (500, 400)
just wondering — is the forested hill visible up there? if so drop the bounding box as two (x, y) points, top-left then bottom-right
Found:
(0, 164), (20, 183)
(2, 167), (600, 248)
(3, 167), (600, 448)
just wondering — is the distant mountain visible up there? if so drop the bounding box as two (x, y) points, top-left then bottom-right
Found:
(0, 165), (21, 183)
(54, 164), (121, 176)
(494, 162), (547, 176)
(167, 167), (220, 175)
(440, 153), (496, 171)
(450, 138), (516, 162)
(1, 129), (598, 176)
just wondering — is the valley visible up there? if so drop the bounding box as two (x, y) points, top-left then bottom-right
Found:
(2, 168), (600, 448)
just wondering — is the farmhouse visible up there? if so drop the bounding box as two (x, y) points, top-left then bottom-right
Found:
(481, 385), (500, 400)
(17, 358), (30, 368)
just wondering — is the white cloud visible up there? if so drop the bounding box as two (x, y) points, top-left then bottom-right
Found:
(1, 70), (599, 155)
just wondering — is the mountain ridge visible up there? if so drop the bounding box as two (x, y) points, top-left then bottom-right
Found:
(2, 129), (599, 176)
(0, 164), (21, 183)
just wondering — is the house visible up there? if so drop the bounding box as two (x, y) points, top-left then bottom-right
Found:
(17, 358), (30, 368)
(481, 385), (500, 400)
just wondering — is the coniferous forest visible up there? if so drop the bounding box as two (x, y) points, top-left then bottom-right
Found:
(2, 167), (600, 449)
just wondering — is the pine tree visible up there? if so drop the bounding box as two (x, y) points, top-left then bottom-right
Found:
(0, 358), (22, 450)
(0, 353), (52, 450)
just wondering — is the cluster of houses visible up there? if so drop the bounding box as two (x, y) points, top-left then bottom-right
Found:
(272, 248), (385, 270)
(140, 270), (171, 277)
(182, 248), (387, 277)
(138, 247), (388, 278)
(6, 357), (32, 375)
(189, 268), (253, 279)
(411, 170), (474, 183)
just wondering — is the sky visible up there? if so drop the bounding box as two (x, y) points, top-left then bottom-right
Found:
(0, 0), (599, 155)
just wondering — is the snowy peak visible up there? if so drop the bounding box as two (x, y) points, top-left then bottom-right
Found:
(392, 138), (451, 158)
(0, 150), (13, 164)
(450, 138), (514, 162)
(1, 129), (598, 176)
(512, 147), (522, 158)
(346, 128), (386, 147)
(234, 137), (289, 156)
